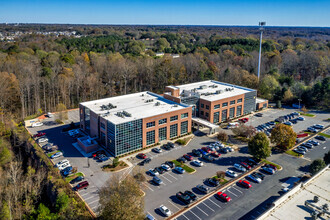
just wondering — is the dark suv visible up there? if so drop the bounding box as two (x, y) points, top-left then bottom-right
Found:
(176, 191), (191, 205)
(206, 178), (219, 187)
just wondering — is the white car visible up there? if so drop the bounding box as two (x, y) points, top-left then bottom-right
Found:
(58, 162), (71, 170)
(226, 170), (238, 178)
(55, 159), (69, 167)
(226, 147), (234, 152)
(208, 146), (215, 151)
(161, 164), (171, 171)
(38, 138), (48, 143)
(159, 205), (171, 217)
(152, 148), (162, 153)
(234, 163), (246, 172)
(148, 169), (159, 176)
(32, 122), (43, 127)
(215, 142), (225, 147)
(50, 152), (63, 159)
(47, 112), (53, 118)
(192, 160), (203, 167)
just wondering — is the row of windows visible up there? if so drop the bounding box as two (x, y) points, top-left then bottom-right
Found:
(170, 115), (178, 121)
(159, 118), (167, 125)
(149, 113), (189, 127)
(213, 98), (243, 109)
(146, 121), (155, 128)
(200, 103), (210, 109)
(146, 130), (155, 145)
(213, 105), (243, 123)
(181, 113), (188, 119)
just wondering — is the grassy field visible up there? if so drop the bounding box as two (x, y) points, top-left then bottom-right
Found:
(172, 160), (196, 173)
(46, 150), (61, 158)
(65, 172), (84, 183)
(102, 161), (129, 172)
(319, 133), (330, 138)
(261, 159), (282, 169)
(285, 150), (302, 157)
(299, 112), (315, 117)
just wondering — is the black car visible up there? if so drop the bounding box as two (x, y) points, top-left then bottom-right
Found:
(184, 190), (197, 201)
(176, 191), (191, 205)
(138, 160), (145, 166)
(144, 158), (151, 163)
(192, 149), (202, 157)
(206, 178), (219, 187)
(165, 161), (174, 168)
(162, 144), (171, 150)
(202, 155), (214, 162)
(315, 136), (326, 141)
(156, 166), (166, 174)
(247, 158), (258, 166)
(255, 113), (263, 117)
(245, 160), (255, 167)
(167, 142), (175, 148)
(253, 172), (265, 180)
(177, 157), (187, 163)
(70, 176), (84, 184)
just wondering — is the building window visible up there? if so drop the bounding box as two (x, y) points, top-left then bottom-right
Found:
(214, 104), (220, 109)
(221, 109), (227, 122)
(237, 98), (242, 103)
(146, 121), (155, 128)
(214, 112), (219, 123)
(201, 103), (204, 108)
(236, 105), (242, 116)
(181, 113), (188, 119)
(170, 124), (178, 138)
(230, 100), (235, 105)
(222, 102), (228, 107)
(115, 119), (142, 156)
(205, 112), (209, 117)
(146, 130), (155, 145)
(181, 121), (188, 135)
(170, 115), (178, 122)
(229, 107), (235, 118)
(206, 105), (209, 110)
(159, 118), (167, 125)
(263, 103), (267, 108)
(200, 111), (204, 116)
(159, 127), (167, 141)
(100, 122), (105, 129)
(100, 132), (106, 145)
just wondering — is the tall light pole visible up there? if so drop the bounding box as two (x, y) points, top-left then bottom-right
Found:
(257, 22), (266, 80)
(298, 99), (302, 111)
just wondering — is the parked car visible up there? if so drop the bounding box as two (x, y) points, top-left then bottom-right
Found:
(165, 161), (174, 168)
(307, 127), (317, 133)
(297, 116), (305, 121)
(210, 152), (220, 158)
(196, 184), (209, 194)
(192, 149), (202, 157)
(238, 118), (249, 123)
(255, 113), (263, 117)
(192, 160), (203, 167)
(266, 164), (278, 171)
(248, 174), (261, 183)
(254, 172), (265, 180)
(239, 180), (252, 188)
(161, 164), (171, 171)
(284, 121), (292, 126)
(137, 153), (147, 159)
(33, 132), (46, 138)
(162, 144), (171, 150)
(58, 162), (71, 170)
(152, 176), (163, 185)
(55, 159), (69, 168)
(315, 135), (326, 141)
(240, 162), (251, 170)
(293, 148), (306, 155)
(262, 166), (275, 174)
(198, 149), (207, 155)
(31, 122), (43, 127)
(152, 147), (162, 153)
(145, 214), (155, 220)
(184, 190), (197, 201)
(206, 178), (219, 187)
(61, 166), (73, 177)
(202, 154), (215, 162)
(310, 140), (320, 146)
(156, 166), (166, 174)
(97, 154), (109, 162)
(313, 124), (324, 130)
(159, 205), (171, 217)
(38, 138), (48, 143)
(201, 147), (211, 153)
(234, 163), (246, 172)
(268, 121), (276, 126)
(167, 142), (175, 148)
(183, 154), (193, 161)
(174, 167), (185, 174)
(217, 192), (231, 202)
(176, 191), (191, 204)
(92, 150), (106, 158)
(226, 170), (238, 178)
(74, 181), (89, 190)
(50, 151), (63, 159)
(147, 169), (158, 176)
(70, 176), (84, 184)
(226, 147), (234, 152)
(177, 157), (187, 163)
(298, 146), (308, 152)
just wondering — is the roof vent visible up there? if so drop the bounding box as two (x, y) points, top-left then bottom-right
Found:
(122, 111), (131, 117)
(155, 102), (160, 106)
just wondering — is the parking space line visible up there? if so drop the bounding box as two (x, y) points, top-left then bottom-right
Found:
(196, 205), (208, 216)
(209, 198), (221, 208)
(166, 172), (178, 180)
(161, 175), (172, 183)
(188, 210), (202, 220)
(143, 182), (154, 192)
(227, 188), (238, 197)
(79, 192), (89, 197)
(168, 200), (181, 211)
(181, 214), (189, 220)
(84, 195), (98, 201)
(202, 202), (215, 212)
(88, 199), (99, 205)
(231, 186), (243, 194)
(147, 212), (157, 220)
(91, 204), (100, 210)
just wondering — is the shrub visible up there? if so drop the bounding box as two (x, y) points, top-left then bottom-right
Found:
(176, 138), (187, 145)
(113, 157), (119, 167)
(232, 124), (256, 138)
(55, 119), (63, 124)
(216, 171), (226, 179)
(217, 131), (228, 142)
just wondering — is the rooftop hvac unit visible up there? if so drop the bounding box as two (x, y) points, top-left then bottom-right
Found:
(173, 104), (178, 107)
(155, 102), (160, 106)
(199, 85), (207, 89)
(122, 111), (132, 117)
(216, 90), (222, 94)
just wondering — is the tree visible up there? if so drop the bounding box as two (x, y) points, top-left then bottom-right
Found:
(217, 131), (228, 142)
(232, 125), (256, 138)
(270, 124), (296, 150)
(323, 150), (330, 164)
(99, 175), (144, 220)
(248, 132), (271, 160)
(301, 106), (308, 114)
(56, 103), (68, 122)
(309, 159), (326, 175)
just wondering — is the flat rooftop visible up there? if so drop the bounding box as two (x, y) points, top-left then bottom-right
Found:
(80, 91), (189, 124)
(260, 167), (330, 220)
(168, 80), (255, 102)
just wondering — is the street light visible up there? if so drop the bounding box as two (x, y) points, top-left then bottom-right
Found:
(298, 99), (302, 111)
(257, 22), (266, 80)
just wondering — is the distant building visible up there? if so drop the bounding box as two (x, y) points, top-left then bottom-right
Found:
(80, 92), (192, 156)
(256, 98), (268, 110)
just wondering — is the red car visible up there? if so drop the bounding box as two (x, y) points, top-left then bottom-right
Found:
(266, 164), (277, 171)
(239, 118), (249, 123)
(239, 180), (251, 188)
(211, 152), (220, 158)
(183, 154), (193, 161)
(92, 150), (106, 158)
(137, 153), (147, 159)
(201, 147), (211, 153)
(33, 132), (46, 138)
(240, 162), (251, 170)
(217, 192), (231, 202)
(74, 181), (89, 191)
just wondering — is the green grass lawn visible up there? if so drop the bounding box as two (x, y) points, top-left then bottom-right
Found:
(261, 159), (282, 169)
(285, 150), (302, 157)
(172, 160), (196, 173)
(212, 176), (229, 185)
(65, 172), (84, 183)
(46, 150), (61, 158)
(319, 133), (330, 138)
(299, 112), (315, 117)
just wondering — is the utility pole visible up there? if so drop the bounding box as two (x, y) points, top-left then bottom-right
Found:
(298, 99), (302, 111)
(257, 22), (266, 80)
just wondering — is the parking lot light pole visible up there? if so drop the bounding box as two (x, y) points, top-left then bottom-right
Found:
(257, 22), (266, 80)
(298, 99), (302, 111)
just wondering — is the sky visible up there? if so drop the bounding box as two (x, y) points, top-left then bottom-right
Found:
(0, 0), (329, 27)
